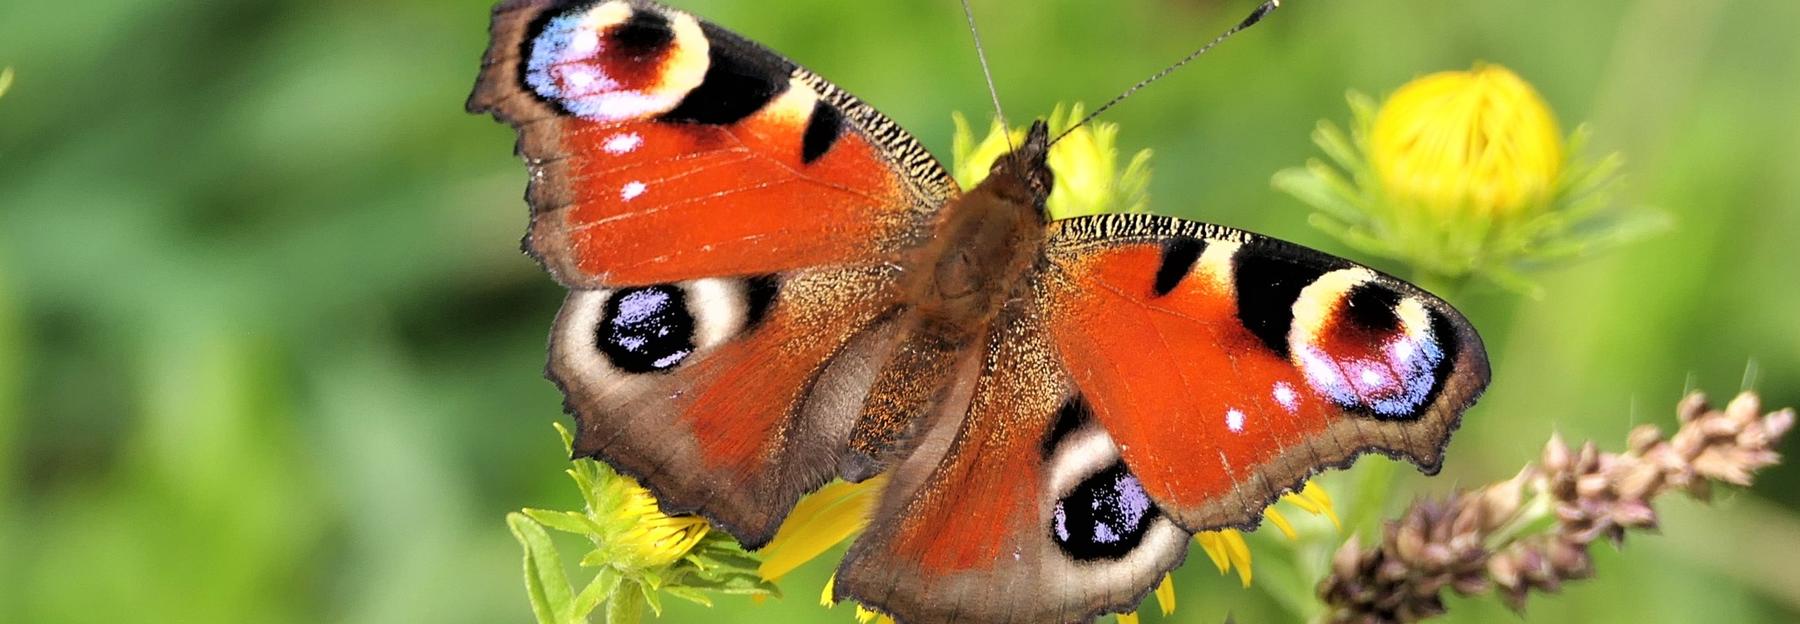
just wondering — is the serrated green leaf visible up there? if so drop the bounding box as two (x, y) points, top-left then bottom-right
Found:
(510, 512), (576, 624)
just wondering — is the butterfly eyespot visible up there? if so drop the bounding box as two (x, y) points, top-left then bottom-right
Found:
(524, 2), (710, 121)
(1052, 462), (1161, 561)
(1289, 272), (1451, 420)
(597, 285), (697, 374)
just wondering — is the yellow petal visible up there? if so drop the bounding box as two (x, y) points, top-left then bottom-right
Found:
(1221, 530), (1253, 587)
(1264, 507), (1298, 540)
(1116, 612), (1140, 624)
(1301, 481), (1342, 529)
(820, 575), (837, 607)
(854, 605), (891, 624)
(759, 477), (887, 582)
(1154, 572), (1177, 616)
(1195, 532), (1231, 574)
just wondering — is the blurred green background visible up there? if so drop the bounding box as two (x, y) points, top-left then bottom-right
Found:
(2, 0), (1796, 622)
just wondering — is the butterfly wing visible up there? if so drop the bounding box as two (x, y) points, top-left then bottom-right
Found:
(834, 213), (1488, 623)
(550, 268), (908, 544)
(471, 0), (960, 545)
(836, 303), (1192, 624)
(1038, 213), (1490, 532)
(469, 0), (957, 288)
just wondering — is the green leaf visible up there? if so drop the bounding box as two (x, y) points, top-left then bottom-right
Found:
(1312, 121), (1363, 173)
(680, 571), (780, 597)
(578, 548), (616, 569)
(571, 570), (622, 621)
(686, 546), (764, 573)
(639, 580), (665, 616)
(606, 582), (645, 624)
(510, 512), (577, 624)
(662, 586), (716, 608)
(525, 508), (605, 536)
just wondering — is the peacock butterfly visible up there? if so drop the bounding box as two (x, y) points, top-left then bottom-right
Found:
(468, 1), (1490, 622)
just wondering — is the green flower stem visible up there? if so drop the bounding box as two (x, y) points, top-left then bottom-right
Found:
(605, 582), (644, 624)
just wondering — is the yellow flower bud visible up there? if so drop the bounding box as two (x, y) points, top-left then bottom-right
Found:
(607, 475), (710, 568)
(1370, 64), (1564, 219)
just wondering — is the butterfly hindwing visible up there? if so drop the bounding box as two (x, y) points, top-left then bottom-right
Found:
(469, 0), (957, 288)
(1037, 213), (1491, 532)
(550, 266), (911, 545)
(836, 304), (1192, 624)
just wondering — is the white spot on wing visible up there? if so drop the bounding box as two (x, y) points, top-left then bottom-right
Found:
(620, 181), (647, 200)
(1358, 367), (1386, 387)
(1274, 382), (1299, 411)
(603, 132), (643, 154)
(1226, 408), (1246, 433)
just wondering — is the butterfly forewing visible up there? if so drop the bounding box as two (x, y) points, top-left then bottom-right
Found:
(468, 0), (957, 289)
(1037, 213), (1490, 532)
(473, 0), (962, 544)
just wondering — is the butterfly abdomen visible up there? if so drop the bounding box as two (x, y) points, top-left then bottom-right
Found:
(838, 124), (1058, 483)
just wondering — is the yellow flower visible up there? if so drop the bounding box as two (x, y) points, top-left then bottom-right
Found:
(510, 425), (775, 624)
(953, 103), (1152, 220)
(1275, 62), (1662, 294)
(603, 474), (712, 569)
(1371, 64), (1563, 220)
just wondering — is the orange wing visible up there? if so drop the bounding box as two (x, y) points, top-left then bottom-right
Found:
(836, 305), (1193, 624)
(468, 0), (956, 288)
(1037, 214), (1490, 532)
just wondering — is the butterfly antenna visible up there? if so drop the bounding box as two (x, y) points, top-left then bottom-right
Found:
(961, 0), (1013, 150)
(1053, 0), (1281, 145)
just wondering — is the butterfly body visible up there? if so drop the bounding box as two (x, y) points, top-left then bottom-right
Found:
(470, 2), (1490, 622)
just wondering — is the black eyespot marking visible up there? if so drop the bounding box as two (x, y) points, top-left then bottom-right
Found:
(1342, 283), (1402, 333)
(597, 285), (696, 374)
(609, 7), (675, 61)
(741, 275), (781, 331)
(660, 24), (787, 125)
(1151, 238), (1206, 297)
(801, 99), (844, 164)
(1041, 397), (1092, 458)
(1234, 253), (1329, 357)
(1052, 462), (1160, 561)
